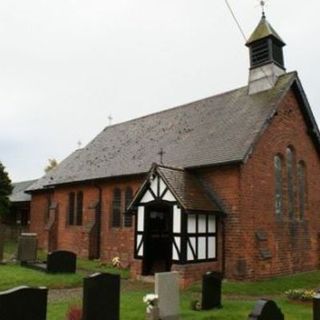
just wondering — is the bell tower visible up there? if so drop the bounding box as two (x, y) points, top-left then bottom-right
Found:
(246, 11), (286, 95)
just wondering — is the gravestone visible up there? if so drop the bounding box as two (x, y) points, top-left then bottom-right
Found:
(313, 294), (320, 320)
(201, 271), (223, 310)
(82, 273), (120, 320)
(17, 233), (38, 263)
(0, 286), (48, 320)
(47, 250), (77, 273)
(155, 272), (180, 320)
(248, 299), (284, 320)
(0, 224), (5, 263)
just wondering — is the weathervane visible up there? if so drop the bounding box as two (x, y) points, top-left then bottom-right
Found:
(259, 0), (267, 18)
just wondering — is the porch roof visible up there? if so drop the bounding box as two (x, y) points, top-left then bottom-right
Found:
(130, 164), (223, 213)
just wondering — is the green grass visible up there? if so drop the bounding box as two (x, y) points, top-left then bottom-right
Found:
(0, 264), (83, 290)
(77, 258), (130, 279)
(185, 270), (320, 297)
(1, 241), (315, 319)
(46, 291), (312, 320)
(222, 271), (320, 296)
(1, 240), (128, 291)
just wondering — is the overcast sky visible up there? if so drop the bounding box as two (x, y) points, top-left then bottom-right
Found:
(0, 0), (319, 182)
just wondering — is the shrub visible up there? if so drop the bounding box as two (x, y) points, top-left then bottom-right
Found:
(285, 289), (316, 302)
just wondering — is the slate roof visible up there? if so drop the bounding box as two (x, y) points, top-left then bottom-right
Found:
(28, 72), (317, 192)
(10, 180), (37, 202)
(157, 165), (221, 212)
(128, 164), (221, 213)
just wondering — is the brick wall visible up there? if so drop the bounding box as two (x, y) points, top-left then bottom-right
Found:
(29, 88), (320, 283)
(236, 88), (320, 279)
(29, 192), (50, 248)
(30, 176), (143, 266)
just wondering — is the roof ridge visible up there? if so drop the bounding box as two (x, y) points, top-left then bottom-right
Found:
(96, 85), (247, 136)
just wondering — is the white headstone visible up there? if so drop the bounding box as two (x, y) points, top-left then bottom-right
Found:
(155, 272), (180, 320)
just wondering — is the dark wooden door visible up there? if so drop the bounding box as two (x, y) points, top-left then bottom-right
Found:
(143, 204), (173, 275)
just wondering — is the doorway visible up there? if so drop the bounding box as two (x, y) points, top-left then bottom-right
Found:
(143, 204), (173, 275)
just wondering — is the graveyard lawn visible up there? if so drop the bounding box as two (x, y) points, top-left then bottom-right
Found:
(1, 240), (129, 286)
(0, 264), (83, 290)
(47, 273), (317, 320)
(47, 289), (312, 320)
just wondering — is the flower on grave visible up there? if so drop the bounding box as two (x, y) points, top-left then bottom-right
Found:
(66, 305), (82, 320)
(143, 293), (159, 309)
(112, 256), (121, 268)
(285, 288), (316, 301)
(190, 299), (202, 311)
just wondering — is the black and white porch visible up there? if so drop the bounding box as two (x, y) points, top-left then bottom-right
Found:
(128, 164), (223, 276)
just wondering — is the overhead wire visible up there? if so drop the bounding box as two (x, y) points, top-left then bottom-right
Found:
(224, 0), (247, 42)
(224, 0), (274, 88)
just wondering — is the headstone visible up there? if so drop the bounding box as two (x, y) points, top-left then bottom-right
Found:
(47, 250), (77, 273)
(155, 272), (180, 320)
(82, 273), (120, 320)
(313, 294), (320, 320)
(248, 299), (284, 320)
(0, 224), (5, 263)
(0, 286), (48, 320)
(17, 233), (38, 263)
(201, 271), (223, 310)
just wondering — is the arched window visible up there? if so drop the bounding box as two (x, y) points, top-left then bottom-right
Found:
(298, 161), (307, 219)
(76, 191), (83, 225)
(68, 192), (75, 225)
(286, 147), (295, 219)
(112, 188), (122, 228)
(68, 191), (84, 226)
(124, 187), (134, 227)
(274, 155), (283, 217)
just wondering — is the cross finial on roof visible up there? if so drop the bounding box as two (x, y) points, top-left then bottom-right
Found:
(108, 115), (113, 126)
(158, 148), (165, 164)
(77, 140), (82, 149)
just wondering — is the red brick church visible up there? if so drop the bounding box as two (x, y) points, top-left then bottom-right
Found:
(27, 14), (320, 286)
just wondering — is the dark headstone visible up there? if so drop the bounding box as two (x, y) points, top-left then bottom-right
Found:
(0, 286), (48, 320)
(248, 299), (284, 320)
(313, 294), (320, 320)
(17, 233), (38, 262)
(47, 250), (76, 273)
(201, 271), (223, 310)
(82, 273), (120, 320)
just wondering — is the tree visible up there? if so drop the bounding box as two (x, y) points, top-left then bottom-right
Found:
(44, 158), (58, 173)
(0, 162), (12, 219)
